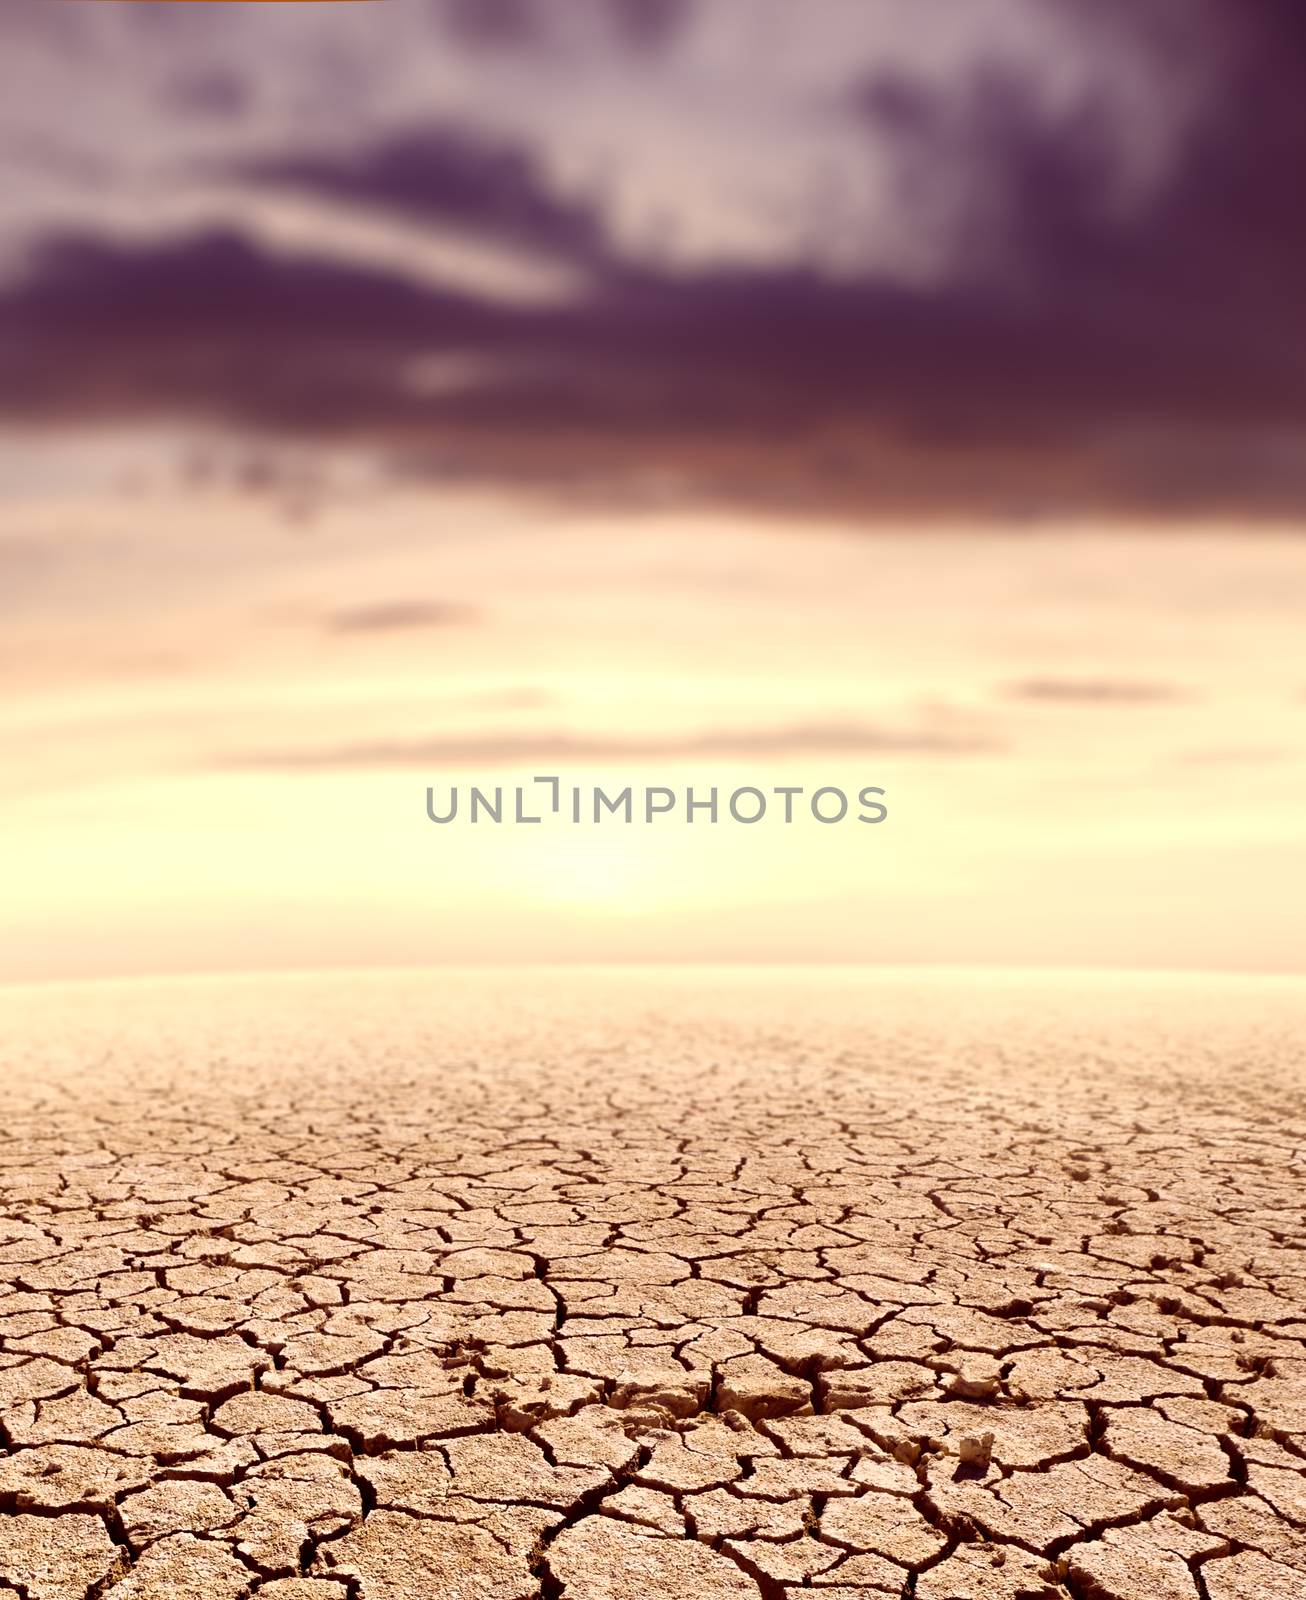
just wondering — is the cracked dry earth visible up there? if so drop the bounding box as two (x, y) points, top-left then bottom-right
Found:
(1, 971), (1305, 1600)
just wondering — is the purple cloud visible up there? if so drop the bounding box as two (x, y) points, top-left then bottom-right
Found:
(3, 0), (1305, 520)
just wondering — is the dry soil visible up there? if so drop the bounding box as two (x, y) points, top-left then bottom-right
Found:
(0, 969), (1303, 1599)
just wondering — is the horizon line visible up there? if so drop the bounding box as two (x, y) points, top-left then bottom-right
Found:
(3, 958), (1304, 995)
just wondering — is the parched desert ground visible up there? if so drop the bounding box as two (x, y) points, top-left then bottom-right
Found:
(1, 969), (1304, 1600)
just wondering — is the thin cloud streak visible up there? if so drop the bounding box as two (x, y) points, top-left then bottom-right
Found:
(1005, 679), (1192, 705)
(325, 600), (478, 634)
(225, 721), (1002, 771)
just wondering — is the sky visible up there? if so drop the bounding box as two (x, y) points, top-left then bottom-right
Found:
(1, 0), (1304, 981)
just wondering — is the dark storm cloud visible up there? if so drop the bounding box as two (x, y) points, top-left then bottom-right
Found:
(239, 124), (608, 264)
(2, 230), (521, 432)
(852, 7), (1306, 378)
(3, 0), (1305, 520)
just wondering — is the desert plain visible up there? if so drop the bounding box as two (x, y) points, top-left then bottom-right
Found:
(0, 968), (1303, 1600)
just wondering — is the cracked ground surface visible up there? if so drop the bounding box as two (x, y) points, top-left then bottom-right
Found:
(1, 968), (1304, 1600)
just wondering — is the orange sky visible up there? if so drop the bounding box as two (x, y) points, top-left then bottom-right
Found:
(3, 453), (1304, 981)
(3, 5), (1305, 981)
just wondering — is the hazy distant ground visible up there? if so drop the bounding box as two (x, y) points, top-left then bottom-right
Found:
(1, 969), (1304, 1599)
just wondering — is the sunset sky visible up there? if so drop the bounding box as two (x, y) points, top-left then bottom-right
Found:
(2, 0), (1304, 981)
